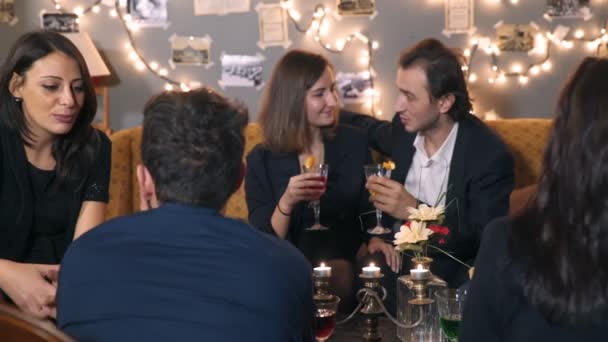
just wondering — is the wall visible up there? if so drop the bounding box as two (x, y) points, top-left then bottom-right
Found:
(1, 0), (607, 131)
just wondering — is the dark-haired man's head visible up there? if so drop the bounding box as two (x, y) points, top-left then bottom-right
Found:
(137, 87), (248, 211)
(394, 38), (472, 134)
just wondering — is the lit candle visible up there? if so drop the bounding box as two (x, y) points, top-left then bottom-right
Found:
(313, 263), (332, 277)
(410, 264), (430, 280)
(362, 263), (381, 277)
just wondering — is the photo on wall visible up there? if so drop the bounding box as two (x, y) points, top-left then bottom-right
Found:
(194, 0), (250, 16)
(41, 12), (79, 32)
(219, 53), (264, 88)
(256, 2), (291, 49)
(496, 24), (537, 52)
(545, 0), (591, 19)
(336, 71), (373, 104)
(170, 35), (212, 66)
(0, 0), (15, 24)
(336, 0), (376, 17)
(128, 0), (168, 27)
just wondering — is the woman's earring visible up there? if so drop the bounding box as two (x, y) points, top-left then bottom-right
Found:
(14, 97), (22, 103)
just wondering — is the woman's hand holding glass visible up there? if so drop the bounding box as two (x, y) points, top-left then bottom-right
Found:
(279, 172), (327, 218)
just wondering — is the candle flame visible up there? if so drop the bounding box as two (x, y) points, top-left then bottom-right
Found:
(417, 264), (424, 270)
(320, 262), (325, 267)
(369, 263), (375, 268)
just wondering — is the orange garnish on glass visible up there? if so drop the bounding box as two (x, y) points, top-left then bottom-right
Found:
(382, 160), (396, 170)
(304, 156), (316, 170)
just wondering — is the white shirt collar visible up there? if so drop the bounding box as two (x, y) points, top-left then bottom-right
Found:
(412, 123), (459, 168)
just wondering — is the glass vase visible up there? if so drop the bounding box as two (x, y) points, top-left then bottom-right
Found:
(396, 257), (447, 342)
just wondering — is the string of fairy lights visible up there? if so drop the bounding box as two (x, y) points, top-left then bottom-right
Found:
(47, 0), (607, 97)
(467, 0), (607, 86)
(47, 0), (381, 115)
(280, 0), (380, 114)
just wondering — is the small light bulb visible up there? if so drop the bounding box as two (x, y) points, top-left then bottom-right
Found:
(468, 73), (478, 83)
(530, 66), (540, 75)
(511, 63), (523, 73)
(159, 69), (168, 77)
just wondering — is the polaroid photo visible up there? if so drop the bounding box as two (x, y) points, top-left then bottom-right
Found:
(219, 53), (265, 88)
(497, 24), (537, 52)
(336, 0), (376, 17)
(444, 0), (474, 35)
(170, 35), (212, 66)
(336, 71), (373, 104)
(256, 2), (291, 49)
(545, 0), (591, 19)
(41, 12), (79, 33)
(128, 0), (168, 27)
(194, 0), (250, 16)
(0, 0), (15, 24)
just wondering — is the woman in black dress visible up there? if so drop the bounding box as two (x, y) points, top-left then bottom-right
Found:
(0, 30), (111, 319)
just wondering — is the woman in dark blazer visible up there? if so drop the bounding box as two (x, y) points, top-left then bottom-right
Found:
(245, 50), (398, 308)
(0, 31), (111, 319)
(460, 58), (608, 341)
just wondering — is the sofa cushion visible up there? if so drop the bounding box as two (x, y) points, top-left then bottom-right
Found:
(108, 124), (264, 221)
(485, 119), (552, 188)
(106, 128), (136, 219)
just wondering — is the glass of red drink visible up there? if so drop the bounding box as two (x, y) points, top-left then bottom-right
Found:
(301, 163), (329, 230)
(314, 295), (339, 341)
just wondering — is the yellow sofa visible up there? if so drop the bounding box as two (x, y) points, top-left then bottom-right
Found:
(106, 119), (552, 221)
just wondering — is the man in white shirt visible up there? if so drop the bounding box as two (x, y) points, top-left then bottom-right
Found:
(343, 38), (514, 291)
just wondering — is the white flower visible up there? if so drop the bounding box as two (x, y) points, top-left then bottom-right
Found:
(393, 221), (434, 246)
(407, 204), (445, 222)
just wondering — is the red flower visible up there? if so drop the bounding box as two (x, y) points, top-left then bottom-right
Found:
(438, 238), (447, 245)
(428, 225), (449, 236)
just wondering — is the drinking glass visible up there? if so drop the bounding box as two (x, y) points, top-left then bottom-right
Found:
(363, 164), (392, 234)
(436, 288), (467, 342)
(314, 295), (340, 341)
(301, 163), (329, 231)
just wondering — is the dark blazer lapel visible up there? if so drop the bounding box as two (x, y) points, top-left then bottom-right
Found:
(2, 128), (33, 224)
(446, 119), (470, 232)
(265, 152), (299, 200)
(0, 126), (34, 260)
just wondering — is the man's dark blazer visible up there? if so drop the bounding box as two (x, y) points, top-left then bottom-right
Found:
(246, 123), (373, 263)
(342, 112), (514, 285)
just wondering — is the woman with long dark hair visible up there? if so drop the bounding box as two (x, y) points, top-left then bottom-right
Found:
(0, 30), (111, 319)
(245, 49), (399, 310)
(460, 57), (608, 340)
